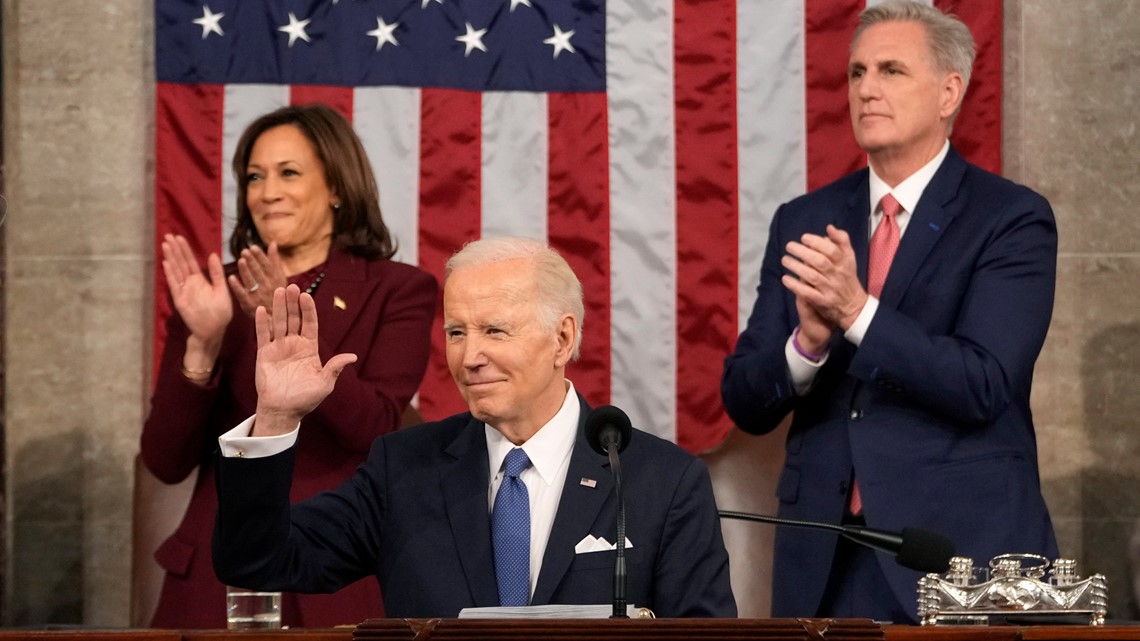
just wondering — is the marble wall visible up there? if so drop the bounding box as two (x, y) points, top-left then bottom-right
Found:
(2, 0), (152, 626)
(1, 0), (1137, 627)
(1005, 0), (1140, 621)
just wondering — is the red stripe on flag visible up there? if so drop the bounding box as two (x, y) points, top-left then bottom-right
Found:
(548, 93), (611, 407)
(804, 0), (864, 190)
(673, 0), (738, 452)
(416, 89), (482, 421)
(936, 0), (1002, 174)
(153, 82), (225, 380)
(290, 86), (355, 123)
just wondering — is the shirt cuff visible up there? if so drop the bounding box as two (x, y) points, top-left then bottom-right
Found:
(785, 334), (828, 396)
(218, 415), (300, 458)
(844, 296), (878, 347)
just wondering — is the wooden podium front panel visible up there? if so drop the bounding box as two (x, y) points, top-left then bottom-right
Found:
(354, 619), (1140, 641)
(0, 621), (1136, 641)
(354, 617), (885, 641)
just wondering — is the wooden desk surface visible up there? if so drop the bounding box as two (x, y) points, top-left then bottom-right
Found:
(355, 618), (1140, 641)
(0, 620), (1135, 641)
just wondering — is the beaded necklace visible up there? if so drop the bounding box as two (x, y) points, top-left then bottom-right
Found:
(288, 262), (328, 296)
(305, 271), (327, 295)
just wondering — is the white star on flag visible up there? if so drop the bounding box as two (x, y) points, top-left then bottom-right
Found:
(367, 17), (399, 51)
(455, 22), (488, 57)
(509, 0), (532, 11)
(192, 5), (224, 39)
(543, 24), (575, 59)
(278, 12), (312, 48)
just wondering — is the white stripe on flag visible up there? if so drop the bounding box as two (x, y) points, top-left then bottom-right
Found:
(355, 87), (423, 267)
(736, 0), (808, 329)
(607, 0), (677, 440)
(222, 85), (289, 262)
(482, 92), (548, 241)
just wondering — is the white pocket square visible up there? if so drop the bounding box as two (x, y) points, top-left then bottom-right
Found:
(574, 534), (634, 554)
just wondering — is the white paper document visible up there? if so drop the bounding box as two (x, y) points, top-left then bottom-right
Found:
(458, 604), (640, 618)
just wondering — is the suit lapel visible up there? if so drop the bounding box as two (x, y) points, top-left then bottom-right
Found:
(440, 417), (499, 607)
(880, 148), (967, 306)
(532, 399), (612, 605)
(310, 250), (371, 354)
(841, 175), (873, 289)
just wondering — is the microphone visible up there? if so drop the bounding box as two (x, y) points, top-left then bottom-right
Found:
(718, 510), (955, 574)
(585, 405), (633, 618)
(586, 404), (632, 455)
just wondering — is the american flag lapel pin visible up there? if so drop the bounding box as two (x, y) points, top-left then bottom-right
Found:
(580, 478), (597, 488)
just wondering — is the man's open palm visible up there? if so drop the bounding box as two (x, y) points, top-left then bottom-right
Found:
(253, 285), (357, 435)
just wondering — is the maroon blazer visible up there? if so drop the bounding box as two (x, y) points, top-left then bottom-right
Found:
(141, 249), (437, 628)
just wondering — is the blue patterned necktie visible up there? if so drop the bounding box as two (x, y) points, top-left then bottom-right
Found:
(492, 447), (532, 607)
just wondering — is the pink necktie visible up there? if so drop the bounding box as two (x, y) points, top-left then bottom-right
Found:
(849, 193), (903, 516)
(867, 193), (902, 298)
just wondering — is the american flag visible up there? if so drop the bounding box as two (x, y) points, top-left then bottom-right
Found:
(154, 0), (1002, 453)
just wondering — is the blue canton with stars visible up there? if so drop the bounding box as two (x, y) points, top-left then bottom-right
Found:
(156, 0), (605, 91)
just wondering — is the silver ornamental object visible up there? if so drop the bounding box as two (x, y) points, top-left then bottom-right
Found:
(917, 553), (1107, 626)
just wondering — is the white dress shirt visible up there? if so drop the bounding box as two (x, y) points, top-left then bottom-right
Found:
(485, 381), (579, 602)
(786, 141), (950, 394)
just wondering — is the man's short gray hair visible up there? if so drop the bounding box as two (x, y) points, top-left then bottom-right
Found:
(445, 237), (585, 360)
(854, 1), (976, 119)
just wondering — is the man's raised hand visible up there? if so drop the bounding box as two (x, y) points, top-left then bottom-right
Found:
(251, 284), (357, 436)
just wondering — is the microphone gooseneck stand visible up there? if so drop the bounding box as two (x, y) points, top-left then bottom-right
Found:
(586, 405), (634, 619)
(718, 509), (955, 574)
(608, 443), (627, 619)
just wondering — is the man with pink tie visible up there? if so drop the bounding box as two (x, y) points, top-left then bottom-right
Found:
(722, 0), (1058, 622)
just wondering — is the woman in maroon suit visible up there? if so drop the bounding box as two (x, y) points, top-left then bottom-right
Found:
(142, 104), (437, 628)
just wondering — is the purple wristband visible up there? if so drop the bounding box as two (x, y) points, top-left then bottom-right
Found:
(792, 326), (826, 363)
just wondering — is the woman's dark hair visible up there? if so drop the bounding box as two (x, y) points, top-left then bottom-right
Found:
(229, 103), (396, 260)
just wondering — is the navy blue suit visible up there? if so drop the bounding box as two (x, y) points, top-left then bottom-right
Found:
(213, 397), (736, 618)
(721, 147), (1058, 620)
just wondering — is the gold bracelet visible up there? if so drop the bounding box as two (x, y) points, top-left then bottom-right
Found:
(181, 364), (213, 382)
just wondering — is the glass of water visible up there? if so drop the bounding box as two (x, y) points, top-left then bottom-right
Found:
(226, 587), (282, 629)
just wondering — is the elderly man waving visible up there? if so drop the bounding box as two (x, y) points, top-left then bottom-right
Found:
(214, 237), (736, 620)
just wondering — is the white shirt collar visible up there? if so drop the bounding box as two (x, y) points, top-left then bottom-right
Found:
(868, 140), (950, 217)
(485, 381), (579, 488)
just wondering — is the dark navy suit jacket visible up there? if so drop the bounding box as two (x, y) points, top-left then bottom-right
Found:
(722, 146), (1058, 620)
(213, 397), (737, 618)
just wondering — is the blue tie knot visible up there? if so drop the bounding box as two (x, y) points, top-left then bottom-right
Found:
(504, 448), (531, 479)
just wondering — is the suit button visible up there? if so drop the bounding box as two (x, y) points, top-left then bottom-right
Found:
(849, 409), (863, 421)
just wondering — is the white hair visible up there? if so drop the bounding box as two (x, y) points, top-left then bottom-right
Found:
(445, 237), (585, 360)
